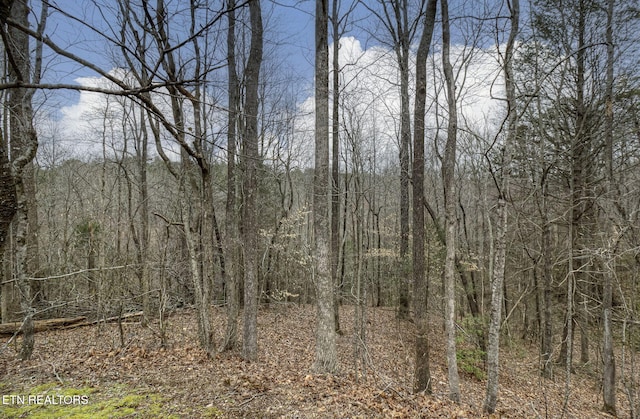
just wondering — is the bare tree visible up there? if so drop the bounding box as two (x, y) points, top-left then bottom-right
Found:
(0, 52), (17, 320)
(330, 0), (357, 336)
(363, 0), (426, 319)
(2, 0), (46, 359)
(601, 0), (616, 413)
(222, 0), (241, 352)
(340, 101), (368, 377)
(484, 0), (519, 413)
(331, 0), (341, 334)
(412, 0), (438, 393)
(115, 0), (233, 354)
(242, 0), (263, 362)
(313, 0), (338, 374)
(440, 0), (460, 403)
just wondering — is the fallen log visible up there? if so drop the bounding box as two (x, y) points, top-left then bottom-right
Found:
(64, 311), (144, 329)
(0, 316), (86, 336)
(91, 310), (144, 325)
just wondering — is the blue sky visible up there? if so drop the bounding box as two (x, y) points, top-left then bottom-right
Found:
(33, 0), (397, 128)
(37, 2), (324, 87)
(36, 1), (382, 88)
(36, 0), (524, 79)
(33, 1), (510, 165)
(34, 0), (515, 132)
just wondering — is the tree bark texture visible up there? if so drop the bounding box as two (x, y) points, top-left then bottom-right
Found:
(4, 0), (38, 360)
(412, 0), (438, 394)
(331, 0), (341, 333)
(0, 142), (16, 254)
(601, 0), (616, 414)
(0, 8), (14, 323)
(137, 107), (151, 322)
(440, 0), (460, 403)
(0, 316), (86, 335)
(313, 0), (338, 374)
(397, 12), (411, 321)
(241, 0), (263, 362)
(541, 194), (553, 378)
(484, 0), (519, 413)
(222, 0), (240, 352)
(181, 171), (213, 353)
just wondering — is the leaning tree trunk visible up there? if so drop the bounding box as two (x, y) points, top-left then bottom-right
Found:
(3, 0), (41, 360)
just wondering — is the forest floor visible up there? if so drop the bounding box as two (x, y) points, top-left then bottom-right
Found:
(0, 304), (627, 418)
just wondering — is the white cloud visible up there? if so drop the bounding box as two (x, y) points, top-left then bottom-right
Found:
(47, 37), (508, 171)
(47, 69), (226, 163)
(292, 36), (507, 171)
(54, 71), (133, 160)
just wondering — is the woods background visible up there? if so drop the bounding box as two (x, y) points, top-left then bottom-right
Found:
(1, 0), (640, 415)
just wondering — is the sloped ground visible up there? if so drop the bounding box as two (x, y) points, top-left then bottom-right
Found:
(0, 305), (626, 417)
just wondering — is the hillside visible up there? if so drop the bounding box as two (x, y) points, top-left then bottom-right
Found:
(0, 305), (625, 418)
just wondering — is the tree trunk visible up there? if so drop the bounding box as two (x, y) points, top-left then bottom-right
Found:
(331, 0), (341, 334)
(0, 142), (16, 258)
(362, 0), (420, 319)
(397, 35), (411, 321)
(313, 0), (338, 374)
(533, 35), (553, 378)
(572, 0), (592, 368)
(412, 0), (437, 393)
(138, 107), (151, 322)
(350, 140), (367, 377)
(222, 0), (240, 352)
(241, 0), (263, 362)
(14, 185), (33, 360)
(541, 193), (553, 378)
(484, 0), (519, 413)
(396, 0), (412, 321)
(1, 71), (15, 321)
(440, 0), (460, 403)
(4, 0), (39, 360)
(150, 0), (216, 354)
(601, 0), (616, 414)
(181, 168), (213, 353)
(24, 162), (40, 304)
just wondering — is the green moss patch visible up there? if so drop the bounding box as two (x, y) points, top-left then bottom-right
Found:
(0, 382), (177, 418)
